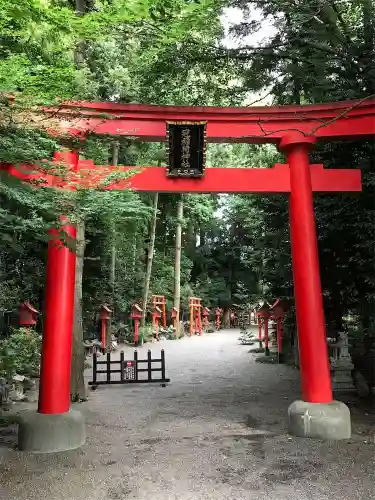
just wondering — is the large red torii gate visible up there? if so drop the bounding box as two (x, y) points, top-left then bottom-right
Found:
(7, 97), (375, 450)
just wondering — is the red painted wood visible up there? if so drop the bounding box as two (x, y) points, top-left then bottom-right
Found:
(19, 301), (39, 326)
(264, 317), (269, 351)
(0, 163), (361, 193)
(258, 321), (262, 343)
(280, 134), (333, 403)
(38, 220), (76, 414)
(54, 98), (374, 115)
(43, 98), (375, 141)
(37, 151), (79, 415)
(101, 320), (106, 350)
(276, 318), (282, 354)
(134, 318), (139, 345)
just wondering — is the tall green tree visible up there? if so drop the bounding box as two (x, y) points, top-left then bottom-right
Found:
(220, 0), (375, 337)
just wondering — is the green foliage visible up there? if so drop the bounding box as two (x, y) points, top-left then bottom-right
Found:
(139, 325), (154, 344)
(0, 0), (237, 327)
(220, 0), (375, 334)
(221, 0), (374, 102)
(238, 330), (255, 345)
(0, 328), (42, 378)
(0, 125), (60, 164)
(159, 325), (175, 340)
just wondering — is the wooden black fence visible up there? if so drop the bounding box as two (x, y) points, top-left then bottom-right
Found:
(88, 349), (170, 389)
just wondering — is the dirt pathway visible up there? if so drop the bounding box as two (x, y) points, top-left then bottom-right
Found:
(1, 330), (374, 500)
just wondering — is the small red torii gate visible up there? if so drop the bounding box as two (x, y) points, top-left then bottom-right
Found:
(5, 97), (374, 450)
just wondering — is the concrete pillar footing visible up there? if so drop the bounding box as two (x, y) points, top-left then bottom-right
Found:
(18, 409), (86, 453)
(288, 400), (351, 440)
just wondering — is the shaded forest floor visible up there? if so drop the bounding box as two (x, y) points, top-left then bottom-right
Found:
(1, 329), (374, 500)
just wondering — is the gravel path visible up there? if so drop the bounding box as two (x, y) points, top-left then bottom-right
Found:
(1, 329), (374, 500)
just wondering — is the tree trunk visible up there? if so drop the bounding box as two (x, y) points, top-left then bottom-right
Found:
(109, 141), (120, 307)
(69, 0), (88, 403)
(75, 0), (86, 13)
(132, 233), (137, 298)
(110, 238), (116, 306)
(223, 309), (230, 329)
(173, 197), (184, 336)
(74, 0), (86, 66)
(70, 216), (87, 402)
(141, 193), (159, 326)
(112, 140), (120, 166)
(362, 0), (375, 94)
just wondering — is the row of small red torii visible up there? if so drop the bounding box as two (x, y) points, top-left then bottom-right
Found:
(18, 301), (114, 350)
(131, 296), (222, 342)
(17, 297), (223, 347)
(255, 298), (290, 361)
(90, 297), (222, 347)
(18, 298), (284, 353)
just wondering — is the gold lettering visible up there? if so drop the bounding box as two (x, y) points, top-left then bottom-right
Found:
(181, 128), (191, 169)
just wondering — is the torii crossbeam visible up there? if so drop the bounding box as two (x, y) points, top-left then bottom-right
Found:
(42, 98), (375, 142)
(1, 158), (361, 193)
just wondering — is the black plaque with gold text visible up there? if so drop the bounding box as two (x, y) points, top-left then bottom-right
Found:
(166, 121), (207, 178)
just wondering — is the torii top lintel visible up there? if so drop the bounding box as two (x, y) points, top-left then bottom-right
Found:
(45, 98), (375, 142)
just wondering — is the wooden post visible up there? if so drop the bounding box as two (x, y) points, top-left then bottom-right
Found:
(280, 133), (333, 403)
(173, 197), (183, 335)
(38, 222), (76, 414)
(189, 303), (194, 336)
(258, 317), (263, 348)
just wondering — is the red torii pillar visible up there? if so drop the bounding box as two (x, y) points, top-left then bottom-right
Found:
(256, 304), (271, 356)
(257, 315), (263, 348)
(152, 295), (167, 329)
(203, 307), (210, 332)
(38, 221), (77, 414)
(131, 303), (143, 345)
(189, 297), (202, 336)
(215, 308), (222, 330)
(279, 133), (350, 440)
(18, 152), (85, 453)
(99, 304), (112, 351)
(195, 306), (203, 336)
(152, 306), (162, 340)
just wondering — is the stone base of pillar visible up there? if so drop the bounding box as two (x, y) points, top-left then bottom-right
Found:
(18, 409), (86, 453)
(288, 400), (351, 440)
